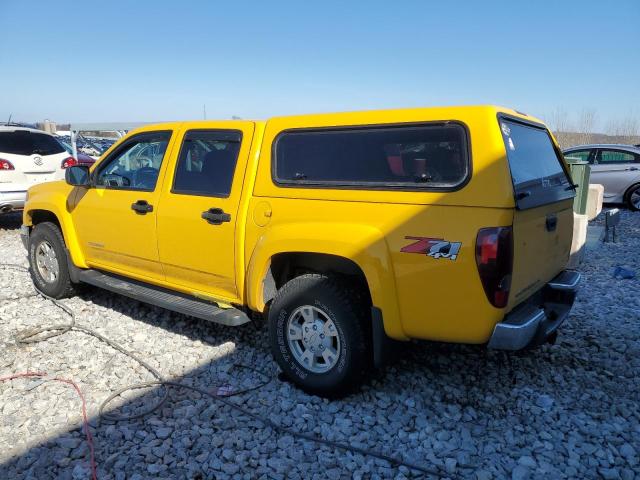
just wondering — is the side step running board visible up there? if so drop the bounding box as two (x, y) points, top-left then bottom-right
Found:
(77, 269), (250, 327)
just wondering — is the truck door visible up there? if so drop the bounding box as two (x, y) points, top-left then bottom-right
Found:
(70, 129), (176, 280)
(156, 122), (254, 303)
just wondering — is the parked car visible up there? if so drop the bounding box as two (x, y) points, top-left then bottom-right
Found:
(56, 135), (114, 158)
(20, 106), (580, 396)
(563, 144), (640, 211)
(56, 138), (97, 166)
(0, 126), (77, 214)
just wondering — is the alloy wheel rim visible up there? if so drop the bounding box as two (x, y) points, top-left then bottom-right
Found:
(35, 240), (59, 284)
(632, 190), (640, 209)
(286, 305), (341, 374)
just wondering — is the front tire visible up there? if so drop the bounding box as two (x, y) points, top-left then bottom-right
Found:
(268, 274), (370, 397)
(28, 222), (76, 299)
(624, 183), (640, 211)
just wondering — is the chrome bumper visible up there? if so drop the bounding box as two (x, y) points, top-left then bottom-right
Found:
(488, 270), (581, 350)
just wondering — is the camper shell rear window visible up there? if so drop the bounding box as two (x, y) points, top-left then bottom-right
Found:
(273, 122), (470, 191)
(499, 116), (574, 209)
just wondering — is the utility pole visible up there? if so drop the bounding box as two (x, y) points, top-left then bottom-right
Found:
(203, 104), (207, 120)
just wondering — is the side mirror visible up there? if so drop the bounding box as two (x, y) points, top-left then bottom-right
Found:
(65, 165), (91, 187)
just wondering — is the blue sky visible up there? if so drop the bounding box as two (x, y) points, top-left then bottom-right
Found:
(0, 0), (638, 129)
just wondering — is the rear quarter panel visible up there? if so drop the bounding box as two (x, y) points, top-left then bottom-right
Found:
(247, 106), (521, 343)
(245, 198), (513, 342)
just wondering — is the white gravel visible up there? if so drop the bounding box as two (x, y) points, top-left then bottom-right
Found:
(0, 211), (639, 480)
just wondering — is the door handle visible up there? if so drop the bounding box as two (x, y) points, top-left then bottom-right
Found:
(131, 200), (153, 214)
(201, 207), (231, 225)
(627, 167), (638, 171)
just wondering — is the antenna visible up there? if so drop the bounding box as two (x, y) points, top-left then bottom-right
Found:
(6, 114), (11, 125)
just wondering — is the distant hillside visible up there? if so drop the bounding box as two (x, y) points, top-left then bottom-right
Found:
(554, 131), (640, 150)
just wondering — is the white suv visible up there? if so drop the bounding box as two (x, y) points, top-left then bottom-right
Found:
(0, 126), (76, 214)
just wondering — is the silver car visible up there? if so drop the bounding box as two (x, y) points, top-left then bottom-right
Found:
(563, 144), (640, 211)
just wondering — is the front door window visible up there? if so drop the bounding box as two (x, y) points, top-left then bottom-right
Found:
(95, 132), (171, 190)
(564, 150), (592, 163)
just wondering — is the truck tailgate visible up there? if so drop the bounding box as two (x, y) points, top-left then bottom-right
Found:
(508, 199), (573, 310)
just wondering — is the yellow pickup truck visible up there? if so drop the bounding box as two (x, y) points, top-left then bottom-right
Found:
(20, 106), (580, 396)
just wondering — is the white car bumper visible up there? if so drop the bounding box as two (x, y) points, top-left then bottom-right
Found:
(0, 189), (27, 213)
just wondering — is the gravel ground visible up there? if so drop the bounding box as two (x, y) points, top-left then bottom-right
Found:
(0, 211), (639, 480)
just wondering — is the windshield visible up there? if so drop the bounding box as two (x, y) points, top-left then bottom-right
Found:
(500, 118), (573, 209)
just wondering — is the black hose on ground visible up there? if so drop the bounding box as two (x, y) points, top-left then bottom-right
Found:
(0, 264), (446, 478)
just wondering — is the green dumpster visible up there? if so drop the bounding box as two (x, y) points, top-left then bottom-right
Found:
(565, 159), (591, 215)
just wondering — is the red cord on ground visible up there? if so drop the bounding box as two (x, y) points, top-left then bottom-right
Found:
(0, 371), (98, 480)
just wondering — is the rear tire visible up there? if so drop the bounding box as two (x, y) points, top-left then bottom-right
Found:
(624, 183), (640, 211)
(28, 222), (76, 299)
(268, 274), (370, 397)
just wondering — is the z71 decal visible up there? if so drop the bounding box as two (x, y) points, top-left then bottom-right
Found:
(401, 236), (462, 261)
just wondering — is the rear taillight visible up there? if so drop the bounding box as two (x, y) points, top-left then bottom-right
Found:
(61, 157), (78, 169)
(0, 159), (14, 170)
(475, 227), (513, 308)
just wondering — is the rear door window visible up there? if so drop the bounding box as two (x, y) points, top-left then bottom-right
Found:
(0, 131), (65, 156)
(172, 130), (242, 197)
(273, 123), (469, 190)
(596, 149), (638, 164)
(500, 118), (573, 209)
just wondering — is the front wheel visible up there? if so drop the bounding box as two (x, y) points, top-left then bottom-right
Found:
(28, 222), (76, 299)
(268, 274), (370, 397)
(624, 183), (640, 211)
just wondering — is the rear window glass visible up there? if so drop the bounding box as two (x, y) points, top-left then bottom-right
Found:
(274, 123), (469, 189)
(500, 119), (573, 209)
(0, 131), (65, 156)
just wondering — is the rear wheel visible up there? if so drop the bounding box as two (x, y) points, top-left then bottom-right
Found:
(268, 274), (370, 397)
(624, 184), (640, 211)
(28, 222), (76, 298)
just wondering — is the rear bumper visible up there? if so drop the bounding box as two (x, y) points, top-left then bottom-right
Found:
(0, 190), (27, 213)
(488, 270), (580, 350)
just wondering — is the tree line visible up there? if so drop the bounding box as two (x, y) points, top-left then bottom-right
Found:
(544, 108), (640, 149)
